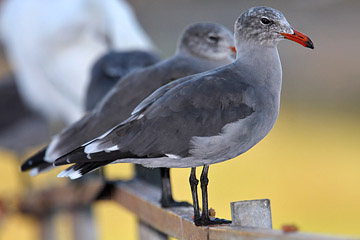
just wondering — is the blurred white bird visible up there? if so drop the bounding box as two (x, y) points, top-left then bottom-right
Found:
(0, 0), (154, 126)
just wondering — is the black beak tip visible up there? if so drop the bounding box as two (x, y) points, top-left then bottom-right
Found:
(306, 38), (314, 49)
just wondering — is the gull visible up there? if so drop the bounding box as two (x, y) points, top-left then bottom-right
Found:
(53, 6), (314, 225)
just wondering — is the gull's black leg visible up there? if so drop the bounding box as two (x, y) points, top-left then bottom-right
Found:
(194, 165), (232, 226)
(189, 167), (200, 221)
(160, 168), (191, 208)
(200, 165), (210, 221)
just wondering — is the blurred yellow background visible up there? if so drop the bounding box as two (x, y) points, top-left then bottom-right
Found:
(0, 0), (360, 239)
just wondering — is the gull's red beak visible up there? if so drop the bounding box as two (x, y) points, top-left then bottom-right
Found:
(229, 46), (237, 53)
(280, 29), (314, 49)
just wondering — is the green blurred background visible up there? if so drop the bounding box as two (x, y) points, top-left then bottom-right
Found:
(0, 0), (360, 239)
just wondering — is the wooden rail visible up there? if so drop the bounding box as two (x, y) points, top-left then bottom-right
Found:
(19, 179), (358, 240)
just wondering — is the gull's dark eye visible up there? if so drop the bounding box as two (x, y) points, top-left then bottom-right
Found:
(260, 17), (271, 25)
(207, 35), (220, 44)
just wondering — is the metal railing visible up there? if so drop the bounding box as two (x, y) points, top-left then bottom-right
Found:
(19, 178), (358, 240)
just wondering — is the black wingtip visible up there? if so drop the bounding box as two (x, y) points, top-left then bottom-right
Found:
(54, 146), (87, 166)
(54, 156), (69, 166)
(21, 147), (47, 171)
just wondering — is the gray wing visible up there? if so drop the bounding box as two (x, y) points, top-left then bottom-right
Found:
(47, 55), (214, 161)
(58, 67), (256, 165)
(129, 74), (198, 120)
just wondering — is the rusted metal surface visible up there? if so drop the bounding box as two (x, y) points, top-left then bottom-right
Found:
(110, 180), (357, 240)
(20, 179), (359, 240)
